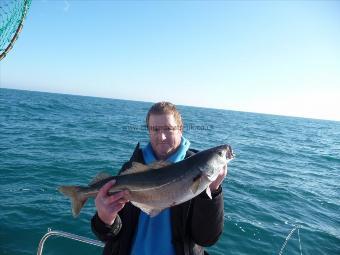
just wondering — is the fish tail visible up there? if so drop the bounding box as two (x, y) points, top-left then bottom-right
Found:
(58, 186), (87, 217)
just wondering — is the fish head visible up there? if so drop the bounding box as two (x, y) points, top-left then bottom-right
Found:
(199, 144), (234, 181)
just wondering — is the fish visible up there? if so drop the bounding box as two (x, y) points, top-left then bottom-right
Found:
(59, 144), (234, 217)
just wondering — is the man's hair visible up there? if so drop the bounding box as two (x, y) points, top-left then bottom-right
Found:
(146, 102), (183, 129)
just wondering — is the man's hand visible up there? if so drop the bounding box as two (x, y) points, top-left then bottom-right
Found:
(95, 180), (129, 225)
(209, 165), (228, 192)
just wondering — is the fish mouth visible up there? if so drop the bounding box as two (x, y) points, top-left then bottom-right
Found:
(204, 145), (235, 181)
(227, 145), (235, 159)
(214, 144), (235, 162)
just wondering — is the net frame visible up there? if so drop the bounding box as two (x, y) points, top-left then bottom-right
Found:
(0, 0), (32, 61)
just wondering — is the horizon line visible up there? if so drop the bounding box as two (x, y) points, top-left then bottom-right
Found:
(1, 87), (339, 123)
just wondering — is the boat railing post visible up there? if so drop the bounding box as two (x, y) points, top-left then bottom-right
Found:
(37, 228), (105, 255)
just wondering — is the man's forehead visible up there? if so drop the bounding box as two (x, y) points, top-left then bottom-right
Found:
(148, 113), (177, 123)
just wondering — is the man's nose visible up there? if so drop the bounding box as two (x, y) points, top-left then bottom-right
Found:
(159, 132), (166, 141)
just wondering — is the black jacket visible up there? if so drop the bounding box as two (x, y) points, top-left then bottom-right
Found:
(91, 143), (224, 255)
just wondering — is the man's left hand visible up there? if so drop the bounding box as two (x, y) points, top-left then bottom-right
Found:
(209, 165), (228, 192)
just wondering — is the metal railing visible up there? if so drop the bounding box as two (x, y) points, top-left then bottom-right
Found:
(37, 228), (105, 255)
(278, 225), (302, 255)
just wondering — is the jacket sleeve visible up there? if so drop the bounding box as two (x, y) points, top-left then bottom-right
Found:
(189, 186), (224, 246)
(91, 212), (122, 242)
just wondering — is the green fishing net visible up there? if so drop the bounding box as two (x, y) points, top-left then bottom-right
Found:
(0, 0), (32, 60)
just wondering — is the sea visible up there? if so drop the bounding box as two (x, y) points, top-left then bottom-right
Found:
(0, 88), (339, 255)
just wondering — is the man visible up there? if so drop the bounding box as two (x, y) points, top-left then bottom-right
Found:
(91, 102), (227, 255)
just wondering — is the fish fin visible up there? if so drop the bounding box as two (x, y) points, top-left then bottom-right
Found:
(190, 174), (202, 194)
(89, 172), (111, 185)
(206, 187), (212, 199)
(58, 186), (87, 217)
(120, 161), (170, 176)
(130, 201), (164, 217)
(148, 160), (170, 169)
(120, 162), (150, 175)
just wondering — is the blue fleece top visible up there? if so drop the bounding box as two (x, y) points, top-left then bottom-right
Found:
(130, 137), (190, 255)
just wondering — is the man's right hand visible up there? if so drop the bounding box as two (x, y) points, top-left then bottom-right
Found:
(95, 180), (129, 225)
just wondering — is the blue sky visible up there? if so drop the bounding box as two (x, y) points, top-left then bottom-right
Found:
(1, 1), (340, 121)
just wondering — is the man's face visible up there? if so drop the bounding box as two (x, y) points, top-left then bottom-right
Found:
(148, 114), (182, 160)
